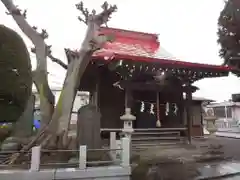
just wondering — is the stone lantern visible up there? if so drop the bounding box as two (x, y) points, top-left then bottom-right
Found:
(204, 108), (218, 135)
(120, 108), (136, 138)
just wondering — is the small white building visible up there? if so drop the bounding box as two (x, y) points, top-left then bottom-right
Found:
(206, 101), (240, 132)
(206, 101), (240, 122)
(33, 89), (89, 124)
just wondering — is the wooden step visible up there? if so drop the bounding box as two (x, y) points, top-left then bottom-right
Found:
(132, 136), (183, 141)
(132, 131), (180, 135)
(131, 142), (183, 147)
(132, 140), (185, 146)
(0, 153), (11, 163)
(134, 128), (187, 132)
(132, 141), (186, 147)
(132, 135), (181, 139)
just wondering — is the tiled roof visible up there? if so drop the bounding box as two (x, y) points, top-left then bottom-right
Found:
(93, 27), (232, 72)
(154, 47), (178, 60)
(95, 41), (178, 60)
(94, 27), (163, 58)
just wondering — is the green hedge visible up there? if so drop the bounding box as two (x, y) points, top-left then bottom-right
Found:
(0, 25), (32, 122)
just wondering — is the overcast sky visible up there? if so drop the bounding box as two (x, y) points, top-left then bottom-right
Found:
(1, 0), (240, 102)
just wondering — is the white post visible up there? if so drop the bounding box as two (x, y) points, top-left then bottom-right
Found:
(110, 132), (117, 160)
(79, 145), (87, 169)
(121, 137), (130, 167)
(225, 105), (228, 121)
(30, 146), (41, 171)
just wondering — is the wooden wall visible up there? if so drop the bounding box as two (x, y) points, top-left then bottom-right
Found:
(98, 70), (125, 129)
(78, 65), (204, 137)
(183, 101), (203, 137)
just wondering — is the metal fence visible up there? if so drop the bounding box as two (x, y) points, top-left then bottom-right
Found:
(215, 120), (240, 132)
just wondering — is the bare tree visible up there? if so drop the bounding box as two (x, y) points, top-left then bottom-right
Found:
(1, 0), (117, 164)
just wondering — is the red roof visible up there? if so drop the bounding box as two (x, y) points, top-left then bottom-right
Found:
(93, 27), (232, 72)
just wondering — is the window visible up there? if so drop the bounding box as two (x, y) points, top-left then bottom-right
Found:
(213, 106), (232, 118)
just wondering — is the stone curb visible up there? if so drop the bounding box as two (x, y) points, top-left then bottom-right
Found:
(197, 171), (240, 180)
(215, 132), (240, 139)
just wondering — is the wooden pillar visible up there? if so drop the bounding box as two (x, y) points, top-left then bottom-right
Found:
(124, 88), (132, 109)
(186, 88), (193, 144)
(94, 82), (99, 108)
(124, 88), (135, 128)
(179, 89), (184, 126)
(156, 92), (161, 127)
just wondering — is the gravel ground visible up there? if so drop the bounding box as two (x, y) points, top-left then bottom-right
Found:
(131, 136), (240, 180)
(193, 136), (240, 161)
(216, 137), (240, 161)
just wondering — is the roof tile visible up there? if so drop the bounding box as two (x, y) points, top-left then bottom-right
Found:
(93, 27), (232, 72)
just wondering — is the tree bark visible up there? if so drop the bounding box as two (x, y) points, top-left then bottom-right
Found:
(33, 71), (55, 129)
(1, 0), (55, 126)
(0, 1), (117, 165)
(49, 3), (117, 132)
(12, 94), (35, 137)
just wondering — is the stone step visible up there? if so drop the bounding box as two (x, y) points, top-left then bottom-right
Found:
(132, 140), (185, 146)
(132, 136), (183, 141)
(215, 131), (240, 138)
(131, 141), (186, 150)
(132, 142), (183, 147)
(134, 128), (186, 132)
(132, 131), (180, 136)
(0, 153), (11, 163)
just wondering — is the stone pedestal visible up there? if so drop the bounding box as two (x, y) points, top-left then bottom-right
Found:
(120, 108), (136, 139)
(204, 116), (218, 134)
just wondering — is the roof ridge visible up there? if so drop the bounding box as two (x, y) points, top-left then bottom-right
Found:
(99, 27), (159, 42)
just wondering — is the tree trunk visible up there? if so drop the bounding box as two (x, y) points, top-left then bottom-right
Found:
(2, 0), (117, 135)
(1, 0), (117, 165)
(1, 0), (55, 127)
(33, 71), (55, 129)
(49, 51), (92, 132)
(12, 94), (35, 137)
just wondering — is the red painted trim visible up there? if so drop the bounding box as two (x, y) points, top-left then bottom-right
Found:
(92, 53), (233, 71)
(116, 54), (232, 70)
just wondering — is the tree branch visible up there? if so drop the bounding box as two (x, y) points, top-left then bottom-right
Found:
(1, 0), (55, 126)
(32, 46), (68, 70)
(75, 1), (117, 52)
(2, 0), (51, 71)
(76, 1), (117, 26)
(95, 2), (117, 26)
(48, 54), (68, 70)
(76, 2), (89, 24)
(2, 0), (45, 44)
(46, 45), (67, 69)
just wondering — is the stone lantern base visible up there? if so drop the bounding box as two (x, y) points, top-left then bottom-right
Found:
(204, 116), (218, 135)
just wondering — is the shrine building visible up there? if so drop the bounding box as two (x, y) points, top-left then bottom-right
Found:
(73, 27), (232, 142)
